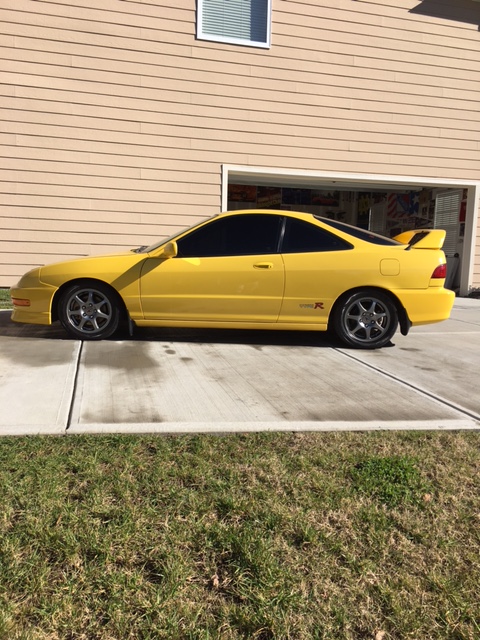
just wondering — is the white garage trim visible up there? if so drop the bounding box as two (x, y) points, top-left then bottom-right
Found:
(221, 165), (480, 296)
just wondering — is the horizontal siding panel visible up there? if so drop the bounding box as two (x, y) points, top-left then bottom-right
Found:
(1, 105), (143, 135)
(0, 194), (220, 216)
(3, 71), (479, 130)
(0, 264), (43, 280)
(0, 136), (220, 173)
(1, 219), (195, 244)
(279, 0), (479, 33)
(7, 88), (480, 139)
(0, 207), (203, 228)
(277, 29), (480, 67)
(275, 2), (480, 50)
(193, 44), (480, 86)
(3, 11), (480, 84)
(4, 54), (480, 112)
(2, 46), (397, 95)
(26, 0), (480, 51)
(275, 30), (480, 70)
(35, 0), (194, 23)
(8, 30), (480, 90)
(0, 8), (194, 45)
(2, 1), (195, 35)
(1, 144), (478, 183)
(1, 156), (143, 180)
(0, 119), (194, 153)
(0, 142), (218, 175)
(0, 156), (221, 184)
(0, 228), (141, 250)
(192, 90), (479, 126)
(0, 25), (194, 62)
(5, 62), (479, 129)
(1, 228), (152, 245)
(0, 230), (201, 255)
(1, 144), (478, 184)
(1, 240), (133, 257)
(35, 0), (194, 9)
(9, 42), (478, 97)
(352, 57), (480, 86)
(4, 128), (473, 159)
(0, 180), (220, 205)
(4, 38), (480, 96)
(4, 128), (478, 173)
(0, 167), (220, 195)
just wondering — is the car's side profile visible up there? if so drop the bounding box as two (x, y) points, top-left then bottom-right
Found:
(10, 210), (455, 348)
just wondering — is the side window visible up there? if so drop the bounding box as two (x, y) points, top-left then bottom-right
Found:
(177, 214), (281, 258)
(282, 218), (352, 253)
(197, 0), (271, 49)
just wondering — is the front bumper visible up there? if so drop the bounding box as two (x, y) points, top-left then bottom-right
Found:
(10, 269), (57, 326)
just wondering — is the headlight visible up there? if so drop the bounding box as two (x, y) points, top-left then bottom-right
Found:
(14, 267), (43, 289)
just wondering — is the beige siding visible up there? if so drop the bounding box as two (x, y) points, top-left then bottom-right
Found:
(1, 0), (479, 285)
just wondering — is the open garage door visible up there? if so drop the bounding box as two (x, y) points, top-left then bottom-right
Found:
(222, 166), (479, 296)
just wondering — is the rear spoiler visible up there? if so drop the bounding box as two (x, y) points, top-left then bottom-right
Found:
(392, 229), (446, 250)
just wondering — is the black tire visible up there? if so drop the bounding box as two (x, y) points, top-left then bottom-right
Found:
(58, 282), (122, 340)
(332, 289), (398, 349)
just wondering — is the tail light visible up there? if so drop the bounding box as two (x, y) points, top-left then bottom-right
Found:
(431, 264), (447, 279)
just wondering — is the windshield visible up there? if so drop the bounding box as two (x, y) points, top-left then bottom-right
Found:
(317, 217), (402, 246)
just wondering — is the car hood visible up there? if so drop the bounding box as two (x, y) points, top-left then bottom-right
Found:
(38, 251), (148, 288)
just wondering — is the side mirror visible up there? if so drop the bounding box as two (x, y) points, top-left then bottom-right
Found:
(162, 241), (178, 259)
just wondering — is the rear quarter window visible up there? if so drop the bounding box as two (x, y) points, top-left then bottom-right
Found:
(318, 217), (402, 246)
(282, 218), (352, 253)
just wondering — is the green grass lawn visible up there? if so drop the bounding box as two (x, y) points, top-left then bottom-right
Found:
(0, 431), (479, 639)
(0, 288), (12, 310)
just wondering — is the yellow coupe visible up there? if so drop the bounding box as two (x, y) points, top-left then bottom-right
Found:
(10, 209), (455, 348)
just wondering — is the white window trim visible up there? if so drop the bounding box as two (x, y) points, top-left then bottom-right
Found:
(197, 0), (272, 49)
(222, 164), (480, 296)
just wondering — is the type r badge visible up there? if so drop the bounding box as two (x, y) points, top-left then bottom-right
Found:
(299, 302), (324, 310)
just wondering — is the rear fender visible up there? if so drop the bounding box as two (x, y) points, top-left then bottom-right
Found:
(330, 286), (410, 335)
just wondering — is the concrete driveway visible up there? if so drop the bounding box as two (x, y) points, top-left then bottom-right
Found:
(1, 298), (479, 436)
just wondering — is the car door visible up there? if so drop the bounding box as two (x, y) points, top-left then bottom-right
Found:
(139, 213), (285, 323)
(278, 217), (354, 325)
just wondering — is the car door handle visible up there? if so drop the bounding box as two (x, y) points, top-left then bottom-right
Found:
(253, 262), (273, 269)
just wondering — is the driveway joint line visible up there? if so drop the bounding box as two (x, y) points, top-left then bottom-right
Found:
(335, 348), (480, 424)
(65, 339), (84, 433)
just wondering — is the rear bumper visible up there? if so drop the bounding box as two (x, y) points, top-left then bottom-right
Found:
(394, 287), (455, 326)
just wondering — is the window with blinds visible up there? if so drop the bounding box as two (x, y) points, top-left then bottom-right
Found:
(434, 190), (461, 257)
(197, 0), (271, 48)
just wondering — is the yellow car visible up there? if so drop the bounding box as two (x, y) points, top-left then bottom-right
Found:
(10, 209), (455, 349)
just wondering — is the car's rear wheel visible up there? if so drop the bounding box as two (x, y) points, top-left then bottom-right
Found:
(58, 282), (122, 340)
(332, 289), (398, 349)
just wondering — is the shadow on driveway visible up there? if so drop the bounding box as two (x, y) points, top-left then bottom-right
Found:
(0, 309), (344, 349)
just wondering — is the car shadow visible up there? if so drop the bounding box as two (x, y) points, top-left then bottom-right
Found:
(0, 310), (71, 340)
(0, 310), (340, 348)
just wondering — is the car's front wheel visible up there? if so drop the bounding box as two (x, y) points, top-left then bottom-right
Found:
(332, 289), (398, 349)
(58, 282), (122, 340)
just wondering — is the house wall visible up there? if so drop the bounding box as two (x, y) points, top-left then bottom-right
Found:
(1, 0), (480, 287)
